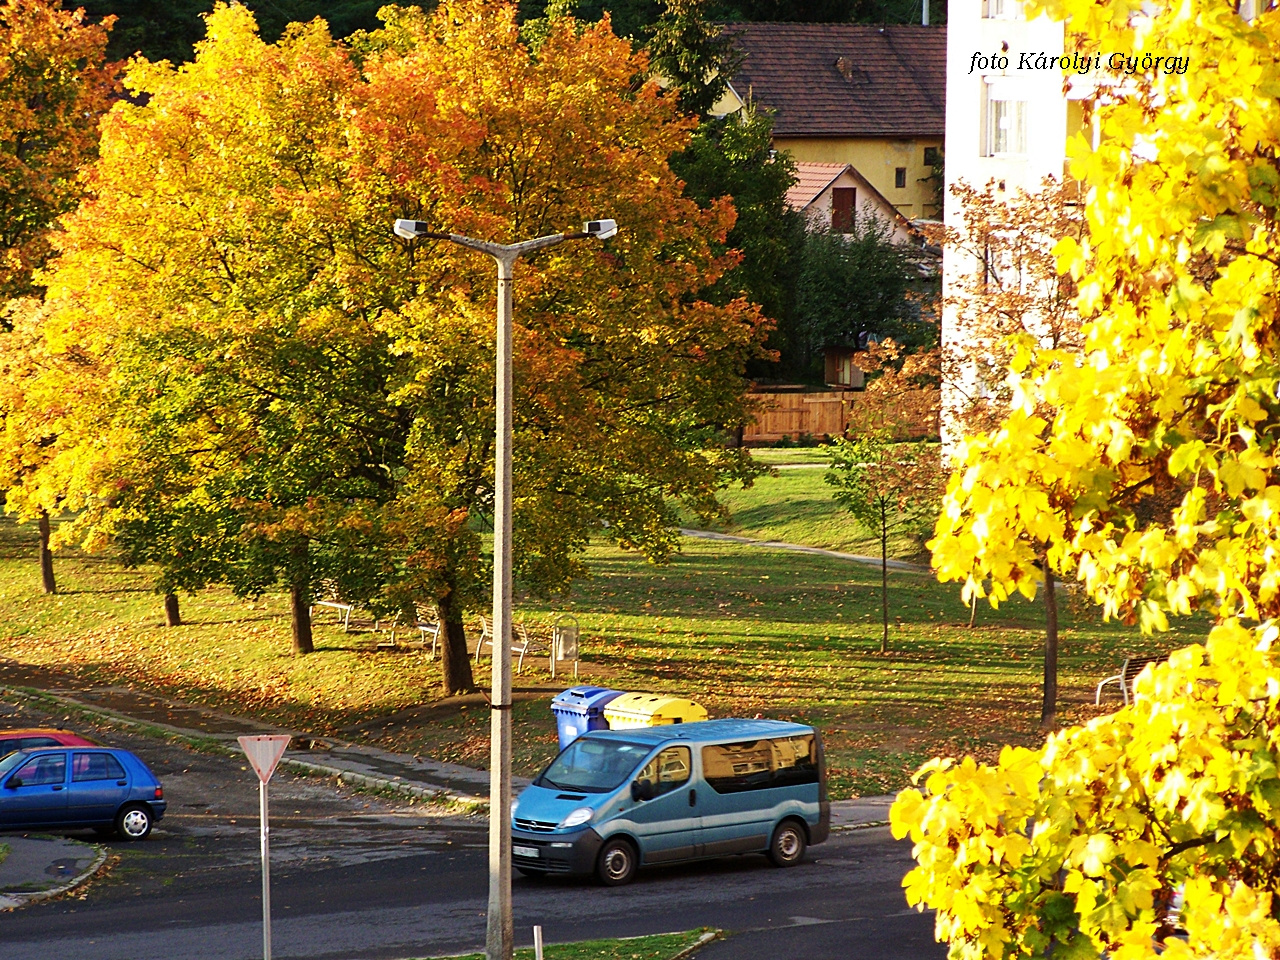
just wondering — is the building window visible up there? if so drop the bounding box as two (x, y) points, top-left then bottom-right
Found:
(924, 146), (941, 167)
(984, 0), (1021, 17)
(985, 96), (1026, 156)
(831, 187), (855, 232)
(894, 167), (907, 189)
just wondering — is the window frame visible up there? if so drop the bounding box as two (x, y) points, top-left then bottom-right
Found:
(984, 93), (1027, 156)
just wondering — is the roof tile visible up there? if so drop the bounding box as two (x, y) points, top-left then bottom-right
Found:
(725, 23), (946, 138)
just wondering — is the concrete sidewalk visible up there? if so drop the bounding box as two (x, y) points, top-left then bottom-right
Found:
(0, 834), (106, 908)
(0, 683), (897, 902)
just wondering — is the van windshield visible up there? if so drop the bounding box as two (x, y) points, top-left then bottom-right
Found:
(536, 738), (652, 794)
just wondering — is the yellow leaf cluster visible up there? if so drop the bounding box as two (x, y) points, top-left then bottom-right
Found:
(893, 621), (1280, 958)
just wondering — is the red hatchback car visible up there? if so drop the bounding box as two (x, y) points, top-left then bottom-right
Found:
(0, 729), (97, 758)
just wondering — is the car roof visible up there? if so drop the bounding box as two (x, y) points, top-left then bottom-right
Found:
(0, 729), (85, 737)
(579, 718), (814, 747)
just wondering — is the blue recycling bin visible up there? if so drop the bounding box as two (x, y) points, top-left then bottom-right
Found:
(550, 686), (623, 751)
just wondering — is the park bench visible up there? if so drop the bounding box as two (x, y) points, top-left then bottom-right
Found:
(474, 615), (546, 673)
(310, 582), (354, 632)
(1095, 655), (1165, 706)
(375, 604), (442, 657)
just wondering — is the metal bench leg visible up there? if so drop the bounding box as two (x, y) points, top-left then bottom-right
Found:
(1095, 676), (1120, 705)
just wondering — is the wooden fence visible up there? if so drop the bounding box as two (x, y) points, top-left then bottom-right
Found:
(742, 389), (939, 444)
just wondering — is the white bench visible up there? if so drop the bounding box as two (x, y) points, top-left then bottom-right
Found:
(311, 599), (353, 631)
(1095, 655), (1165, 706)
(474, 616), (543, 673)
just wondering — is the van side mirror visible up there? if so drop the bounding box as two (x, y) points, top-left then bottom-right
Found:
(630, 778), (655, 802)
(5, 777), (21, 789)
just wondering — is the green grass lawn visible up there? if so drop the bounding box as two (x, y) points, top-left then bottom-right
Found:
(416, 929), (712, 960)
(0, 514), (1209, 797)
(682, 444), (924, 560)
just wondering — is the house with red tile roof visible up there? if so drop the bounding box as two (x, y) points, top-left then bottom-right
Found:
(714, 23), (945, 221)
(786, 161), (919, 242)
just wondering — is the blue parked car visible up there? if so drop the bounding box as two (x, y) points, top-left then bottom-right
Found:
(511, 718), (829, 885)
(0, 746), (167, 840)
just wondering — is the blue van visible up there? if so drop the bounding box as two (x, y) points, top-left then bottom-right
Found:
(511, 718), (829, 885)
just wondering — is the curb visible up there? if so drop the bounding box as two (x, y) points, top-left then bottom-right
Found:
(668, 930), (721, 959)
(0, 685), (490, 813)
(0, 843), (110, 910)
(832, 819), (890, 832)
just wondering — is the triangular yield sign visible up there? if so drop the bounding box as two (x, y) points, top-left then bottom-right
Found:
(238, 735), (291, 783)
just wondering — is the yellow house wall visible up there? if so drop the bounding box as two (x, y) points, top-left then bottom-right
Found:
(773, 136), (944, 219)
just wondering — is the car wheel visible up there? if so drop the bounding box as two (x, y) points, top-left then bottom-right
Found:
(768, 819), (806, 867)
(596, 837), (637, 886)
(115, 803), (153, 841)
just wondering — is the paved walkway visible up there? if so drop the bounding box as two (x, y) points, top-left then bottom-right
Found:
(0, 683), (896, 900)
(679, 528), (929, 573)
(0, 834), (106, 908)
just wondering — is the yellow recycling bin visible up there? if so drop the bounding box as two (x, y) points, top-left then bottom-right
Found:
(603, 692), (708, 730)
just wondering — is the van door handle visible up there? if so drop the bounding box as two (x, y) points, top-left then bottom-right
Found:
(51, 785), (63, 791)
(688, 789), (696, 807)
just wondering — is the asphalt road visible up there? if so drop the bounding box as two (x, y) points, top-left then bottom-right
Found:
(0, 699), (944, 960)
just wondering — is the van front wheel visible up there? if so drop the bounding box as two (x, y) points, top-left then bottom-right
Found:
(596, 838), (638, 886)
(769, 820), (806, 867)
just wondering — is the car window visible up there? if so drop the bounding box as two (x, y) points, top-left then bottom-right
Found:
(536, 738), (653, 794)
(72, 753), (127, 782)
(702, 735), (818, 794)
(0, 739), (20, 757)
(635, 745), (691, 797)
(13, 753), (67, 786)
(0, 750), (28, 778)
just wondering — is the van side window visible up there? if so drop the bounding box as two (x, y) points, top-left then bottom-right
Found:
(635, 746), (691, 797)
(702, 735), (818, 793)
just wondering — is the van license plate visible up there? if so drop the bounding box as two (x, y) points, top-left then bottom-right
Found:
(513, 845), (539, 858)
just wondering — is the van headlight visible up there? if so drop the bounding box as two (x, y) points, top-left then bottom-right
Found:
(558, 807), (593, 829)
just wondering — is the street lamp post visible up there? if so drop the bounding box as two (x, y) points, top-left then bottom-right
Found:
(392, 218), (617, 960)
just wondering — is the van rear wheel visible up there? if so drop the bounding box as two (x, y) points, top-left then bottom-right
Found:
(769, 819), (806, 867)
(596, 837), (637, 886)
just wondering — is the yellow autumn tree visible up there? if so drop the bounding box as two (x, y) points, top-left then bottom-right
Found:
(895, 0), (1280, 957)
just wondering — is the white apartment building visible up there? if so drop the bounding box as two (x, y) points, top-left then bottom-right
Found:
(941, 0), (1090, 444)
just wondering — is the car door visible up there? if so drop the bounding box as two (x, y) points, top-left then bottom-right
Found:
(699, 740), (776, 856)
(626, 744), (699, 863)
(68, 751), (130, 824)
(0, 751), (70, 826)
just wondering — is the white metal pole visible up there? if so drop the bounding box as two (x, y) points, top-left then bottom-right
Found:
(487, 254), (516, 960)
(534, 925), (545, 960)
(260, 778), (272, 960)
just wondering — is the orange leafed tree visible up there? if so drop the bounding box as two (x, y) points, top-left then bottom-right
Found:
(0, 0), (115, 305)
(0, 0), (115, 595)
(33, 2), (769, 693)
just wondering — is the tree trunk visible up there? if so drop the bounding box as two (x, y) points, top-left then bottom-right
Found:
(290, 578), (314, 654)
(968, 592), (979, 628)
(288, 540), (314, 654)
(37, 509), (56, 595)
(1040, 560), (1059, 732)
(437, 589), (476, 697)
(164, 592), (182, 627)
(880, 502), (889, 655)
